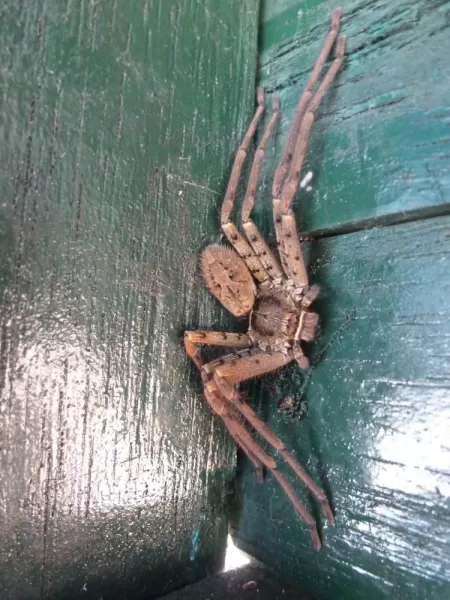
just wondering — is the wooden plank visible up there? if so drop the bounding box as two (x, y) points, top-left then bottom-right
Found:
(0, 1), (259, 598)
(254, 0), (450, 235)
(156, 563), (308, 600)
(230, 216), (450, 600)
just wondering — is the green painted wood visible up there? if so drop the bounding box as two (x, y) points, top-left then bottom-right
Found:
(157, 563), (309, 600)
(0, 1), (259, 599)
(254, 0), (450, 236)
(230, 216), (450, 600)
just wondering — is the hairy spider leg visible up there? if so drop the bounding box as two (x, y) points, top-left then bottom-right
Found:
(202, 346), (293, 383)
(273, 9), (346, 287)
(216, 405), (321, 551)
(223, 415), (265, 483)
(191, 344), (334, 527)
(279, 33), (347, 214)
(239, 97), (284, 280)
(213, 373), (334, 526)
(185, 334), (327, 550)
(220, 88), (279, 284)
(272, 7), (343, 199)
(184, 331), (252, 369)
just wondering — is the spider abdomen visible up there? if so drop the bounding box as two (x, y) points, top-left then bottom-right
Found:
(201, 244), (255, 317)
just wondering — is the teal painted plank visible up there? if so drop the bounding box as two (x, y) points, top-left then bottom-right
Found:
(157, 563), (307, 600)
(230, 216), (450, 600)
(254, 0), (450, 235)
(0, 1), (259, 598)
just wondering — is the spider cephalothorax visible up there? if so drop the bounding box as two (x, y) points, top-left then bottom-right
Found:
(185, 8), (346, 551)
(249, 284), (320, 347)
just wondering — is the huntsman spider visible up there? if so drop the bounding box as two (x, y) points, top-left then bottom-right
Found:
(185, 8), (346, 550)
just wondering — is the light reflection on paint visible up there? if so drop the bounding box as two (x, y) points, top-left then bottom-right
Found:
(341, 382), (449, 580)
(223, 534), (251, 572)
(3, 325), (172, 515)
(374, 387), (450, 498)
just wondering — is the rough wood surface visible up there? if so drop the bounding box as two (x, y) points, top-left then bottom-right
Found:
(254, 0), (450, 235)
(230, 216), (450, 600)
(156, 563), (310, 600)
(0, 1), (259, 598)
(229, 3), (450, 598)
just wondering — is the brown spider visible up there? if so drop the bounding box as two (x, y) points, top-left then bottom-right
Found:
(185, 8), (346, 551)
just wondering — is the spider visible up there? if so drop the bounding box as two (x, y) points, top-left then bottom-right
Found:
(185, 8), (346, 551)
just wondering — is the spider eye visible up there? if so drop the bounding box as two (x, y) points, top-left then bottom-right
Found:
(200, 244), (255, 317)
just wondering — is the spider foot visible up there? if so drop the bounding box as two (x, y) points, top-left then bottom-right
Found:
(321, 500), (335, 525)
(309, 524), (322, 552)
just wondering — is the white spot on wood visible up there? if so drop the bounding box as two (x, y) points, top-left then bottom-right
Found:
(300, 171), (313, 189)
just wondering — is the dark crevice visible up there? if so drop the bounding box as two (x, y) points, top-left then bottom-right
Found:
(306, 204), (450, 241)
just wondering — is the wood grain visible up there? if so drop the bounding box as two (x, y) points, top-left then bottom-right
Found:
(0, 1), (259, 598)
(231, 216), (450, 600)
(254, 0), (450, 235)
(230, 4), (450, 598)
